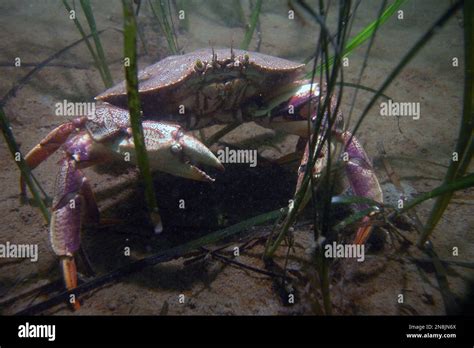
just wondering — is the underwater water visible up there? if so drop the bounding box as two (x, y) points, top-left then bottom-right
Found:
(0, 0), (472, 318)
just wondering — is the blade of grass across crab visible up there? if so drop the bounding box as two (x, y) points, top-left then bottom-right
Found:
(122, 0), (162, 233)
(264, 2), (350, 316)
(0, 106), (50, 224)
(316, 1), (354, 315)
(62, 0), (108, 88)
(240, 0), (262, 50)
(316, 0), (382, 232)
(15, 207), (285, 315)
(263, 11), (324, 258)
(79, 0), (114, 88)
(264, 0), (350, 259)
(418, 0), (474, 247)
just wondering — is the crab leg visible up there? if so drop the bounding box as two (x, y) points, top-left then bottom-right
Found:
(26, 112), (222, 308)
(292, 131), (382, 244)
(51, 121), (221, 296)
(60, 256), (79, 309)
(42, 129), (103, 309)
(262, 82), (383, 244)
(334, 131), (383, 244)
(50, 156), (99, 310)
(20, 117), (87, 196)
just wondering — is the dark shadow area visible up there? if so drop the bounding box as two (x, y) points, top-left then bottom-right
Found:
(79, 162), (296, 290)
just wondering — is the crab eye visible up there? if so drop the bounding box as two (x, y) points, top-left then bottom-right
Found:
(194, 59), (204, 72)
(171, 143), (182, 154)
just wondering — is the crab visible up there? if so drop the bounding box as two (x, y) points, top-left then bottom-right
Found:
(21, 48), (382, 309)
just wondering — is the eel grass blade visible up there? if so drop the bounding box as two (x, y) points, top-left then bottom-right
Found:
(304, 0), (407, 75)
(122, 0), (162, 232)
(80, 0), (114, 87)
(0, 106), (50, 224)
(149, 0), (179, 54)
(332, 173), (474, 232)
(240, 0), (262, 50)
(62, 0), (108, 87)
(265, 0), (349, 259)
(233, 0), (247, 28)
(399, 173), (474, 215)
(418, 0), (474, 247)
(324, 1), (468, 245)
(1, 29), (107, 107)
(348, 0), (464, 170)
(14, 207), (284, 315)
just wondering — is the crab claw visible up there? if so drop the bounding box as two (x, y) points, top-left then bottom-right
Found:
(118, 121), (223, 182)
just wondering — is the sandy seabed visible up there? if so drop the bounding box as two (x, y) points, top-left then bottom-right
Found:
(0, 0), (472, 315)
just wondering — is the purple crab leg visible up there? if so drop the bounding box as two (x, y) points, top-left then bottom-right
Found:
(294, 132), (383, 244)
(335, 131), (383, 244)
(49, 137), (101, 310)
(336, 131), (383, 205)
(266, 81), (383, 243)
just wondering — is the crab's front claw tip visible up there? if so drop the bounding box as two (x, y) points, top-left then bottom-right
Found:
(161, 133), (222, 183)
(131, 121), (223, 182)
(180, 134), (224, 172)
